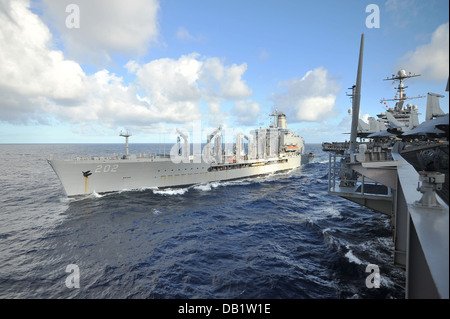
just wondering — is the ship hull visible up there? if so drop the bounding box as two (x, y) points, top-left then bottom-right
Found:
(48, 155), (303, 197)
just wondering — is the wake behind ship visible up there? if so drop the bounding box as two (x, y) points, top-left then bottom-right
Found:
(48, 111), (314, 197)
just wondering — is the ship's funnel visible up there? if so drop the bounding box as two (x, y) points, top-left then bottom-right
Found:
(271, 109), (287, 129)
(277, 113), (287, 129)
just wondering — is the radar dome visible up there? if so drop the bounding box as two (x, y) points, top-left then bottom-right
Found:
(398, 69), (407, 77)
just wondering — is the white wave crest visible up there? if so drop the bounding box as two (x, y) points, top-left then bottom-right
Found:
(152, 188), (189, 196)
(323, 206), (341, 217)
(194, 184), (212, 191)
(91, 191), (103, 198)
(193, 182), (221, 192)
(345, 247), (364, 265)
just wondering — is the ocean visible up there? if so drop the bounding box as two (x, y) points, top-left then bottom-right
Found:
(0, 143), (405, 299)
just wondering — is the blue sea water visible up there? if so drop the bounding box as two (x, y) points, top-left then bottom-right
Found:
(0, 143), (405, 299)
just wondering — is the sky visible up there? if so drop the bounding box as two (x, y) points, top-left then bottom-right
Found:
(0, 0), (448, 144)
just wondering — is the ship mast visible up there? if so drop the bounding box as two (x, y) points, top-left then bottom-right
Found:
(349, 33), (364, 152)
(120, 130), (132, 157)
(381, 70), (425, 110)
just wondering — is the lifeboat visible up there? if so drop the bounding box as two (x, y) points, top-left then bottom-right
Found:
(285, 145), (299, 151)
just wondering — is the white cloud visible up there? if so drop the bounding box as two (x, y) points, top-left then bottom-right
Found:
(0, 0), (86, 123)
(135, 54), (203, 104)
(385, 0), (422, 28)
(271, 67), (341, 122)
(124, 60), (140, 73)
(385, 0), (405, 12)
(199, 58), (253, 100)
(231, 100), (261, 125)
(42, 67), (203, 129)
(130, 54), (254, 121)
(394, 23), (449, 81)
(176, 26), (202, 42)
(0, 1), (85, 99)
(127, 55), (254, 118)
(40, 0), (160, 64)
(0, 0), (256, 132)
(385, 0), (418, 15)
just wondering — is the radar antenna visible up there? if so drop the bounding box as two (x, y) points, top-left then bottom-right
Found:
(380, 70), (425, 104)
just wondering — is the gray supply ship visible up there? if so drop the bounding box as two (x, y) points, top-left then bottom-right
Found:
(48, 111), (314, 197)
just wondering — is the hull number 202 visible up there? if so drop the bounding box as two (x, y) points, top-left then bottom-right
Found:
(95, 164), (119, 173)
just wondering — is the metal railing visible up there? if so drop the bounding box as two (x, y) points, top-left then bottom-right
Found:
(392, 143), (448, 298)
(327, 152), (392, 198)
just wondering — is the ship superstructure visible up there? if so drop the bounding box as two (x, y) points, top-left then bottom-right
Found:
(377, 70), (423, 126)
(356, 69), (425, 138)
(322, 33), (449, 299)
(48, 113), (313, 197)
